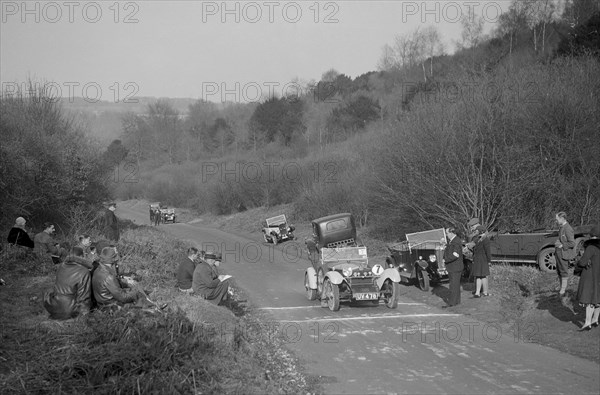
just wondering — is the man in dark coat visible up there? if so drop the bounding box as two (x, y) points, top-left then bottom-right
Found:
(7, 217), (34, 248)
(443, 226), (464, 307)
(92, 246), (140, 310)
(177, 247), (200, 292)
(555, 211), (576, 296)
(43, 246), (92, 319)
(575, 225), (600, 330)
(192, 252), (231, 305)
(99, 203), (119, 242)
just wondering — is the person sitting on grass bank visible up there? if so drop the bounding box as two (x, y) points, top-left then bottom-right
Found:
(92, 246), (141, 311)
(43, 246), (92, 320)
(192, 252), (232, 305)
(7, 217), (34, 249)
(34, 222), (67, 262)
(177, 247), (201, 293)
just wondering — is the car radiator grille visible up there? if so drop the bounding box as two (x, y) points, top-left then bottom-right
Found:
(348, 277), (377, 293)
(326, 238), (355, 248)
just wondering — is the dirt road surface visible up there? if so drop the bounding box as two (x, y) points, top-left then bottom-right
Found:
(118, 203), (600, 394)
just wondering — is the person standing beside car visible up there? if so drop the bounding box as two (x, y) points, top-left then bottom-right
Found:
(471, 225), (491, 298)
(574, 225), (600, 331)
(555, 211), (576, 297)
(443, 226), (464, 307)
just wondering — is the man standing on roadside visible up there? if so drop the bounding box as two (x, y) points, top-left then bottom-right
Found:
(99, 203), (119, 242)
(443, 226), (464, 308)
(555, 211), (576, 297)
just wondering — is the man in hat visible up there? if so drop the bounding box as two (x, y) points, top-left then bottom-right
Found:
(97, 203), (119, 242)
(7, 217), (34, 249)
(177, 247), (201, 293)
(192, 252), (232, 305)
(43, 246), (92, 319)
(92, 246), (140, 310)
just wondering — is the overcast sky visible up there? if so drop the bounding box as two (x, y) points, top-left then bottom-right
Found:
(1, 1), (509, 103)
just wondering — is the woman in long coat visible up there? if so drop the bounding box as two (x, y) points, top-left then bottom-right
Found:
(576, 225), (600, 331)
(471, 225), (491, 297)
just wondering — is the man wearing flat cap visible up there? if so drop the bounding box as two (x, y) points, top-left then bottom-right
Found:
(92, 246), (140, 310)
(192, 252), (232, 305)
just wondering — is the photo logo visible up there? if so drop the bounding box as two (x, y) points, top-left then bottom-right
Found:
(201, 1), (340, 24)
(1, 1), (140, 23)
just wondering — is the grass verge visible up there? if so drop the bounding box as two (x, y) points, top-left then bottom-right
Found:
(0, 223), (318, 394)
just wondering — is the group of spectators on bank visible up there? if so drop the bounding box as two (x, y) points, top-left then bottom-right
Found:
(3, 203), (152, 319)
(448, 212), (599, 331)
(4, 201), (237, 319)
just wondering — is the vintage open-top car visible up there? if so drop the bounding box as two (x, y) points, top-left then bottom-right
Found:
(262, 214), (295, 245)
(488, 224), (593, 272)
(386, 228), (449, 291)
(304, 213), (400, 311)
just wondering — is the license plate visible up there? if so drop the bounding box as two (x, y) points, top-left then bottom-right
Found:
(354, 292), (379, 300)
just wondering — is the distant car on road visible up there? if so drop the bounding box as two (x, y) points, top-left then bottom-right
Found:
(488, 224), (593, 273)
(262, 215), (295, 245)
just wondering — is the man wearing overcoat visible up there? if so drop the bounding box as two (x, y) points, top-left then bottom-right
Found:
(443, 226), (464, 307)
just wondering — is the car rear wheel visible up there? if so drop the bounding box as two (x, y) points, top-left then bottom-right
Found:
(417, 268), (430, 292)
(305, 273), (317, 301)
(537, 247), (556, 273)
(263, 233), (270, 244)
(271, 233), (278, 245)
(323, 279), (340, 311)
(381, 280), (399, 309)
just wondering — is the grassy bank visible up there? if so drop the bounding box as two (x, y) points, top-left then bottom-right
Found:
(0, 222), (317, 394)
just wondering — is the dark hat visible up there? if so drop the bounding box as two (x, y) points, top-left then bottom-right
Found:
(475, 225), (486, 233)
(590, 225), (600, 238)
(100, 246), (119, 264)
(467, 218), (480, 227)
(204, 252), (222, 261)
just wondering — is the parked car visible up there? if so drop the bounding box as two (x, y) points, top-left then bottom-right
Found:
(161, 208), (176, 224)
(488, 224), (593, 273)
(262, 215), (295, 245)
(304, 213), (400, 311)
(386, 228), (449, 291)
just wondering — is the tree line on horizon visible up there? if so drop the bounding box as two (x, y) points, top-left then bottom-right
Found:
(1, 0), (598, 236)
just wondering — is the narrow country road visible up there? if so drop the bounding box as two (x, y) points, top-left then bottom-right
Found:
(118, 202), (600, 394)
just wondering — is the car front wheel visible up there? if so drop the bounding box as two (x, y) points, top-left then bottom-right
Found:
(537, 247), (556, 273)
(323, 279), (340, 311)
(381, 280), (399, 309)
(417, 268), (430, 292)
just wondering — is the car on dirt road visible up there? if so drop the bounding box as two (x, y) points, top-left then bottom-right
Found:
(488, 224), (593, 273)
(262, 215), (295, 245)
(161, 207), (176, 224)
(386, 228), (450, 292)
(304, 213), (401, 311)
